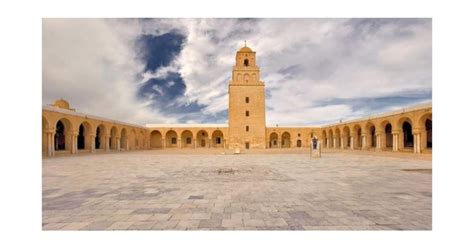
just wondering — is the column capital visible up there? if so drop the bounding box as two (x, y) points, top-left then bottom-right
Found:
(391, 129), (401, 135)
(412, 128), (422, 135)
(45, 128), (56, 134)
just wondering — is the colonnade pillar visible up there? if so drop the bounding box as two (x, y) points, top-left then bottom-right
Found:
(375, 131), (383, 151)
(90, 135), (96, 153)
(350, 136), (354, 150)
(392, 130), (400, 152)
(116, 137), (120, 151)
(413, 128), (422, 154)
(361, 133), (367, 149)
(69, 132), (78, 154)
(46, 129), (55, 157)
(105, 135), (110, 152)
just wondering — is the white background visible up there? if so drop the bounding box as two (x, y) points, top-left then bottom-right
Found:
(0, 0), (473, 247)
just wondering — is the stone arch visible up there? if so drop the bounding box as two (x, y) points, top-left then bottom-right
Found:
(281, 132), (291, 148)
(138, 129), (145, 149)
(296, 139), (302, 148)
(334, 128), (341, 148)
(78, 121), (92, 151)
(54, 118), (73, 152)
(365, 122), (376, 148)
(150, 130), (162, 149)
(42, 116), (49, 154)
(129, 129), (137, 150)
(165, 130), (178, 148)
(244, 58), (249, 66)
(353, 124), (362, 149)
(95, 124), (106, 150)
(269, 132), (278, 148)
(380, 120), (393, 149)
(237, 73), (242, 82)
(397, 116), (414, 150)
(211, 130), (224, 148)
(120, 128), (128, 150)
(321, 130), (327, 148)
(110, 126), (118, 150)
(197, 130), (209, 148)
(328, 129), (334, 148)
(181, 130), (194, 148)
(418, 112), (432, 151)
(402, 121), (414, 149)
(342, 126), (350, 148)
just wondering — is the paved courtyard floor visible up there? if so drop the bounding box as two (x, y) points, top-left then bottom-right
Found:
(42, 151), (432, 230)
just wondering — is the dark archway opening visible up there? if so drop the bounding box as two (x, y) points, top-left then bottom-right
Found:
(403, 121), (414, 148)
(425, 119), (432, 148)
(385, 124), (393, 148)
(370, 126), (376, 147)
(95, 127), (101, 149)
(78, 124), (85, 150)
(244, 59), (249, 66)
(55, 121), (66, 150)
(357, 129), (362, 148)
(297, 140), (302, 148)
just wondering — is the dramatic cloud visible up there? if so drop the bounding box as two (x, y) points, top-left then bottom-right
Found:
(42, 18), (432, 126)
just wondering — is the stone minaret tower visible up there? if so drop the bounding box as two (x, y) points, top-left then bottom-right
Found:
(228, 43), (266, 149)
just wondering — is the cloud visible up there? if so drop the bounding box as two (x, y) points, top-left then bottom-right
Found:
(43, 18), (432, 126)
(42, 19), (177, 124)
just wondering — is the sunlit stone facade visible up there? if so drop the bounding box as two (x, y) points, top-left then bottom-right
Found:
(42, 46), (432, 156)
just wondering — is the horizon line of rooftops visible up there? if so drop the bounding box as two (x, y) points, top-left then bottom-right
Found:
(43, 100), (432, 129)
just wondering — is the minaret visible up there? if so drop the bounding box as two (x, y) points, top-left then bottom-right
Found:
(228, 43), (266, 149)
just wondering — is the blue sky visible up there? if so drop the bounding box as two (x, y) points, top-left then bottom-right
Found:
(42, 18), (432, 125)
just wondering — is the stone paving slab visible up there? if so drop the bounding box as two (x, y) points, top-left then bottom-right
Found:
(42, 152), (432, 230)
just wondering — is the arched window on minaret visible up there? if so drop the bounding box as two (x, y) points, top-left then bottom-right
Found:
(237, 73), (241, 81)
(244, 73), (249, 82)
(244, 59), (249, 67)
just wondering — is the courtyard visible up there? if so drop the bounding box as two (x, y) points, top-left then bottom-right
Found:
(42, 150), (432, 230)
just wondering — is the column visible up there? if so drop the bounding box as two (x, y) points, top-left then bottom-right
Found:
(105, 135), (110, 152)
(361, 133), (367, 149)
(350, 136), (354, 150)
(340, 137), (344, 149)
(47, 130), (54, 157)
(413, 129), (421, 154)
(375, 131), (382, 151)
(70, 132), (78, 154)
(178, 138), (182, 149)
(392, 131), (399, 152)
(208, 138), (211, 148)
(194, 138), (197, 149)
(91, 135), (96, 153)
(116, 137), (120, 151)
